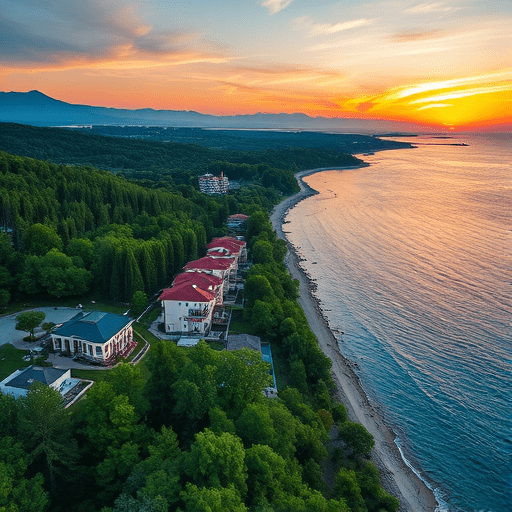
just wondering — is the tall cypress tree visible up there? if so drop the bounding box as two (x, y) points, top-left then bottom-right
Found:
(124, 246), (144, 302)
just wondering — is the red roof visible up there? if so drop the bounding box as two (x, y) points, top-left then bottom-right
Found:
(206, 237), (246, 255)
(184, 256), (234, 272)
(173, 271), (222, 290)
(159, 281), (216, 302)
(227, 214), (248, 220)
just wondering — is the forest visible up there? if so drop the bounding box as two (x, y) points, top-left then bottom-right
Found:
(0, 123), (367, 186)
(0, 150), (298, 305)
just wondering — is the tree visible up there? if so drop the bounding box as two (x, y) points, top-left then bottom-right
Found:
(23, 223), (63, 256)
(0, 288), (10, 307)
(334, 468), (367, 512)
(0, 438), (49, 512)
(17, 382), (78, 494)
(183, 429), (247, 496)
(37, 249), (92, 297)
(251, 240), (274, 265)
(15, 310), (46, 340)
(180, 483), (247, 512)
(131, 290), (148, 317)
(338, 421), (375, 457)
(42, 321), (56, 335)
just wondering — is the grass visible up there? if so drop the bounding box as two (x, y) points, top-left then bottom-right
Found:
(138, 305), (161, 328)
(133, 322), (160, 345)
(229, 309), (257, 336)
(70, 368), (110, 382)
(0, 344), (31, 380)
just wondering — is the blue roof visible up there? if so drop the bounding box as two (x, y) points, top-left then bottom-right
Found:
(6, 366), (67, 390)
(53, 311), (132, 344)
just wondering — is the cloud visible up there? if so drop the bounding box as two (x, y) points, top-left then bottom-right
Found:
(295, 16), (375, 36)
(390, 30), (443, 43)
(356, 101), (375, 112)
(259, 0), (295, 15)
(0, 0), (226, 69)
(416, 103), (453, 110)
(404, 3), (455, 14)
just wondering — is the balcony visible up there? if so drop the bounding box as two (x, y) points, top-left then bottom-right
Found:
(185, 307), (209, 320)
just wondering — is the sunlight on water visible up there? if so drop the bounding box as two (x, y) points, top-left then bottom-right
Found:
(285, 134), (512, 512)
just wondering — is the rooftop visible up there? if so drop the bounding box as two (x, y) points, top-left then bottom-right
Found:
(159, 281), (216, 302)
(2, 365), (68, 390)
(226, 334), (262, 353)
(53, 311), (132, 344)
(184, 256), (234, 272)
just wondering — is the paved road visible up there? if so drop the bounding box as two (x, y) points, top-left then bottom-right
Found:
(0, 307), (80, 348)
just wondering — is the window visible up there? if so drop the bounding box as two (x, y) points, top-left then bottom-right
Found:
(96, 346), (102, 357)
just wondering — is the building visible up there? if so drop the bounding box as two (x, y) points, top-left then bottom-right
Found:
(0, 365), (71, 399)
(159, 281), (217, 335)
(51, 311), (134, 365)
(198, 172), (229, 195)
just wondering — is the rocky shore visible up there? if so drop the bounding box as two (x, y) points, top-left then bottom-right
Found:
(270, 167), (440, 512)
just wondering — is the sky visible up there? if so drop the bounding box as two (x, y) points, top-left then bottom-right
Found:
(1, 0), (511, 130)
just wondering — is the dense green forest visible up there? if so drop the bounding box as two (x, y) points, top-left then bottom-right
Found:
(0, 150), (297, 305)
(0, 209), (399, 512)
(0, 123), (366, 186)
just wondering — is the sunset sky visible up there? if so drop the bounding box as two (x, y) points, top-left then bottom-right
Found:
(1, 0), (511, 130)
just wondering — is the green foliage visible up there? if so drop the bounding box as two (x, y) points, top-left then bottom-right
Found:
(183, 429), (247, 496)
(15, 310), (45, 339)
(180, 483), (247, 512)
(17, 382), (78, 495)
(338, 421), (375, 457)
(23, 223), (63, 256)
(131, 291), (148, 317)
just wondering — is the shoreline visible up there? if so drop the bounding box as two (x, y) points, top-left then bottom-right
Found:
(270, 166), (440, 512)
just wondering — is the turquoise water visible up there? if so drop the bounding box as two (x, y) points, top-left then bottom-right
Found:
(285, 134), (512, 511)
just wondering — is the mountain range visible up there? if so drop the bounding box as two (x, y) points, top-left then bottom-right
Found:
(0, 90), (429, 133)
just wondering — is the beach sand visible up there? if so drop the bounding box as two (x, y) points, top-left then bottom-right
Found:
(270, 168), (439, 512)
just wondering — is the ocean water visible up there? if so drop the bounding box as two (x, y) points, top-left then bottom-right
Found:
(284, 134), (512, 512)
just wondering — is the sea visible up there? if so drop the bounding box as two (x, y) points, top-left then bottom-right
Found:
(284, 134), (512, 512)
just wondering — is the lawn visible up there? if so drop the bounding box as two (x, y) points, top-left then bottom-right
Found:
(137, 305), (161, 329)
(0, 344), (32, 381)
(228, 309), (256, 336)
(70, 368), (110, 382)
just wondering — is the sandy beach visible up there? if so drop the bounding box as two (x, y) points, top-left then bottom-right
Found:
(270, 167), (439, 512)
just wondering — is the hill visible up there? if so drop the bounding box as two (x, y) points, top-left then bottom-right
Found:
(0, 90), (428, 133)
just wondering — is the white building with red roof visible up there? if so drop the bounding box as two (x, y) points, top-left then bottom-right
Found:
(159, 281), (216, 335)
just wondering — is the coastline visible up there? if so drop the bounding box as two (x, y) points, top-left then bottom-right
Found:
(270, 166), (440, 512)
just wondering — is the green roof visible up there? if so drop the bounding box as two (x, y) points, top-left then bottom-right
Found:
(53, 311), (132, 344)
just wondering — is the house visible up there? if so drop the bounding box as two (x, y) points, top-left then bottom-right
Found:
(198, 172), (229, 195)
(159, 281), (216, 335)
(0, 365), (71, 399)
(51, 311), (134, 365)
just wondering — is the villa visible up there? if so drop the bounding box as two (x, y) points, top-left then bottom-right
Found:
(50, 311), (134, 365)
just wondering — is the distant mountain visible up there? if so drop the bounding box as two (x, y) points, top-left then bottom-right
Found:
(0, 90), (429, 133)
